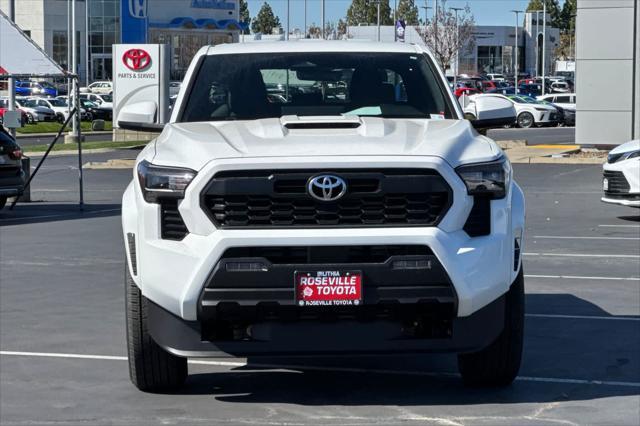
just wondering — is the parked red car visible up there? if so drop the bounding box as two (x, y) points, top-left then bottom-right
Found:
(0, 99), (27, 126)
(454, 87), (481, 98)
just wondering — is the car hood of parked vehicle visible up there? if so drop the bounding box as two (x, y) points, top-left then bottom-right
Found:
(609, 139), (640, 155)
(149, 117), (502, 171)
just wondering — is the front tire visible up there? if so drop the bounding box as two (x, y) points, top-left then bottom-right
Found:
(517, 112), (535, 128)
(457, 269), (524, 387)
(125, 266), (187, 392)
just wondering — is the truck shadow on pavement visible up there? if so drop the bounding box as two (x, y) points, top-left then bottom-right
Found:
(174, 294), (639, 405)
(0, 203), (121, 226)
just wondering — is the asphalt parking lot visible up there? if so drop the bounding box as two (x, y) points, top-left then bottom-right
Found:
(1, 150), (638, 425)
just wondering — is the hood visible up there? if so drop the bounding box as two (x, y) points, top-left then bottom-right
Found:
(610, 139), (640, 155)
(150, 117), (501, 171)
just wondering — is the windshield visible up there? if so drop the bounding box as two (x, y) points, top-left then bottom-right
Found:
(180, 52), (454, 122)
(100, 95), (112, 102)
(49, 99), (67, 107)
(22, 99), (38, 107)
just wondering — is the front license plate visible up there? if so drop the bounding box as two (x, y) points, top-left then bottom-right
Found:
(295, 270), (362, 307)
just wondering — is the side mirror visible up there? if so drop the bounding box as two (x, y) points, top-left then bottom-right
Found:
(117, 101), (164, 132)
(466, 96), (516, 130)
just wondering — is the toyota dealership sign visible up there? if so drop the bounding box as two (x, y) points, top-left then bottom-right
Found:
(113, 44), (170, 128)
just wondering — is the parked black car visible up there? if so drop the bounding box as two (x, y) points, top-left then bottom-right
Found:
(0, 126), (25, 209)
(79, 99), (112, 121)
(557, 105), (575, 126)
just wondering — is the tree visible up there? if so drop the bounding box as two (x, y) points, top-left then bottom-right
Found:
(526, 0), (562, 29)
(337, 19), (349, 39)
(307, 23), (322, 38)
(560, 0), (576, 32)
(416, 0), (475, 71)
(396, 0), (420, 25)
(239, 0), (250, 35)
(346, 0), (393, 27)
(251, 2), (281, 35)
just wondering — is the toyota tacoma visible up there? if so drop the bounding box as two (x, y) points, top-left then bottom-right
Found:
(120, 42), (525, 392)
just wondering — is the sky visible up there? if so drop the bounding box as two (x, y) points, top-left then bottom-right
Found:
(245, 0), (567, 29)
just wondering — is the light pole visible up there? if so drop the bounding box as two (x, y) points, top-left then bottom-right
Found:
(285, 0), (289, 40)
(541, 0), (546, 95)
(71, 0), (79, 139)
(304, 0), (307, 38)
(371, 0), (381, 42)
(434, 0), (438, 53)
(450, 7), (463, 88)
(511, 10), (523, 95)
(321, 0), (325, 39)
(420, 4), (432, 26)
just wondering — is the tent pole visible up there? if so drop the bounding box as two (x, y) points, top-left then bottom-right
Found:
(7, 0), (16, 138)
(75, 76), (83, 210)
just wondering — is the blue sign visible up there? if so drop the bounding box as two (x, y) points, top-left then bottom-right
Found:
(121, 0), (148, 43)
(191, 0), (235, 10)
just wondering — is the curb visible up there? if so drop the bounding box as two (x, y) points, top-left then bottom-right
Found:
(25, 145), (145, 158)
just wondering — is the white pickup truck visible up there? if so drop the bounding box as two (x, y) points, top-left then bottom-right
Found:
(119, 41), (525, 392)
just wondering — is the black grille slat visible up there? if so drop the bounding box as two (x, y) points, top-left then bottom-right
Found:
(160, 201), (189, 240)
(203, 169), (451, 228)
(604, 171), (630, 194)
(221, 245), (434, 265)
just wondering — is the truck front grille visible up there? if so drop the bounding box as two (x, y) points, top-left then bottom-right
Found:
(201, 169), (452, 228)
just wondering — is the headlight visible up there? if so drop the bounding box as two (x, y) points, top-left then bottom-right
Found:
(534, 107), (550, 112)
(137, 160), (197, 203)
(456, 157), (511, 199)
(608, 150), (640, 163)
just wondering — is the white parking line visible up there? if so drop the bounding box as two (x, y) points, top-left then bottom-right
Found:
(525, 313), (640, 322)
(0, 208), (120, 223)
(525, 274), (640, 281)
(598, 224), (640, 228)
(533, 235), (640, 240)
(523, 252), (640, 259)
(2, 350), (639, 388)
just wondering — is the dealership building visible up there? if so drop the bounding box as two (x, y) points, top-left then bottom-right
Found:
(348, 12), (560, 77)
(575, 0), (639, 146)
(0, 0), (245, 82)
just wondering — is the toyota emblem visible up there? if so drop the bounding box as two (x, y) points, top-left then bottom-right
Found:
(122, 48), (151, 71)
(307, 175), (347, 202)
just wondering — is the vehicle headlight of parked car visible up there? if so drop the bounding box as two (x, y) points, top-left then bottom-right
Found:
(608, 149), (640, 163)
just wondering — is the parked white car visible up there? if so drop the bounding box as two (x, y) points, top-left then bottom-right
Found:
(80, 81), (113, 95)
(486, 73), (506, 81)
(28, 97), (75, 123)
(602, 139), (640, 207)
(550, 81), (571, 93)
(536, 93), (576, 111)
(15, 99), (56, 123)
(466, 94), (558, 128)
(80, 93), (113, 109)
(118, 41), (525, 392)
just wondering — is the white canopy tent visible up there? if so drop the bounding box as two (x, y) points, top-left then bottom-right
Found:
(0, 9), (65, 76)
(1, 9), (84, 209)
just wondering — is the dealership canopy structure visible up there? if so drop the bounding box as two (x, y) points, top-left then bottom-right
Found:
(0, 9), (64, 76)
(576, 0), (639, 146)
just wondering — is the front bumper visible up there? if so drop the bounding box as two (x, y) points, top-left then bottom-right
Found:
(147, 294), (505, 357)
(122, 156), (526, 323)
(601, 196), (640, 207)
